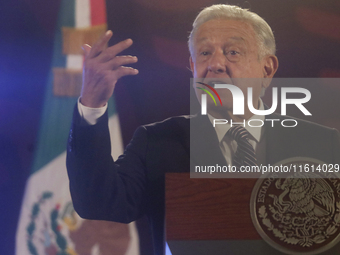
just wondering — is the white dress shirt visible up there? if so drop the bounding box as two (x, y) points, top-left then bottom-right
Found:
(77, 98), (107, 125)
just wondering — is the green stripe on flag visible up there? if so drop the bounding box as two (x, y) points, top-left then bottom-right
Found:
(16, 1), (136, 254)
(31, 0), (75, 173)
(31, 0), (117, 173)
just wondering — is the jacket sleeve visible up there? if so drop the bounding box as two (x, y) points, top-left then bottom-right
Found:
(66, 105), (148, 223)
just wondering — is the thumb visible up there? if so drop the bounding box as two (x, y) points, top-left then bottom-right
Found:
(82, 44), (91, 58)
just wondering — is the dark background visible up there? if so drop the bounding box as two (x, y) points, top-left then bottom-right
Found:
(1, 0), (340, 254)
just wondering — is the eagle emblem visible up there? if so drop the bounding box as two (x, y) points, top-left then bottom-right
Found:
(251, 158), (340, 254)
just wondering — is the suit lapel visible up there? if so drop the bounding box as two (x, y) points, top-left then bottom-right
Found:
(265, 113), (292, 165)
(190, 115), (228, 167)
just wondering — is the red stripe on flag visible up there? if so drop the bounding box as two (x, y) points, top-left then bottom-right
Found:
(90, 0), (107, 25)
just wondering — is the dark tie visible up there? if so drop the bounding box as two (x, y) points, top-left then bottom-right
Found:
(228, 125), (257, 168)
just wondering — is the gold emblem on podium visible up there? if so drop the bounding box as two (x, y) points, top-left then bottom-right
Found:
(250, 157), (340, 254)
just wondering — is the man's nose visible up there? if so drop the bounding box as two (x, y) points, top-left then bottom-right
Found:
(208, 51), (227, 74)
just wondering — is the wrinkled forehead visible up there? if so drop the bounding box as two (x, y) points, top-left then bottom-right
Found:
(195, 19), (256, 38)
(195, 35), (246, 45)
(192, 19), (259, 49)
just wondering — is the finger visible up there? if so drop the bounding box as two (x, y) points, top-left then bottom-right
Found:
(105, 56), (138, 70)
(98, 38), (133, 62)
(115, 66), (139, 80)
(82, 44), (91, 58)
(88, 30), (113, 59)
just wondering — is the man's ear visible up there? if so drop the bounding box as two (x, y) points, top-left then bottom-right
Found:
(263, 55), (279, 79)
(189, 56), (194, 74)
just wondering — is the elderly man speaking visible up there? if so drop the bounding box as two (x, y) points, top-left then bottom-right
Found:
(67, 4), (340, 255)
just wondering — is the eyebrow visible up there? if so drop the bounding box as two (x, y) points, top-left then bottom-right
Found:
(229, 37), (245, 42)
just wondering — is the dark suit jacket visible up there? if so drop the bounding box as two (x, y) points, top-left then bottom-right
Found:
(66, 107), (340, 255)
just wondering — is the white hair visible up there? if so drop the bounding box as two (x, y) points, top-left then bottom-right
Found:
(188, 4), (276, 58)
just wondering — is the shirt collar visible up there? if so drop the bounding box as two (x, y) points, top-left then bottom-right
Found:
(208, 99), (265, 143)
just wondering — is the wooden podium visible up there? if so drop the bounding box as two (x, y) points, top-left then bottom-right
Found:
(165, 173), (340, 255)
(166, 173), (260, 240)
(165, 173), (278, 255)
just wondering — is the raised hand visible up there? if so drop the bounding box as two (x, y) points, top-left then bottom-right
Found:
(80, 30), (138, 108)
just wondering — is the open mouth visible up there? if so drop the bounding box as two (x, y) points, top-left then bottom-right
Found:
(206, 79), (233, 88)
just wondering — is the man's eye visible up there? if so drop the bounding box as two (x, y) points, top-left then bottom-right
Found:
(200, 51), (210, 56)
(228, 50), (240, 55)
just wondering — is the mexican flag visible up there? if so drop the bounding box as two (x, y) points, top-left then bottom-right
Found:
(16, 0), (139, 254)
